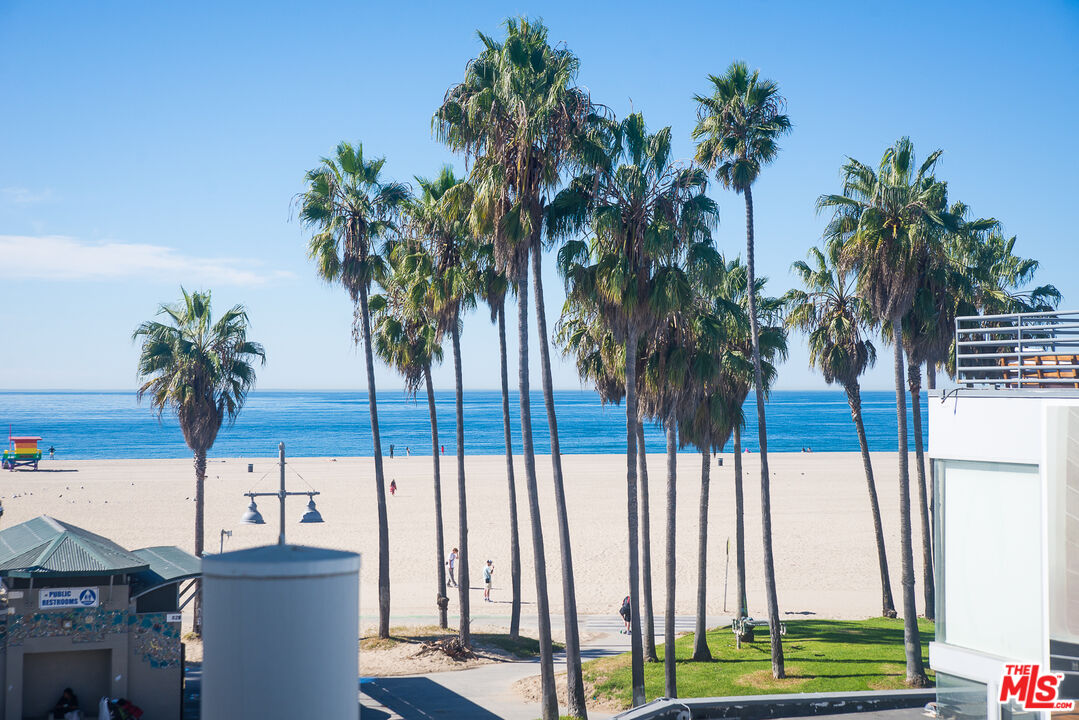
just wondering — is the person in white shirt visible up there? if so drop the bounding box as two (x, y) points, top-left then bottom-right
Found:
(483, 560), (494, 602)
(447, 548), (459, 587)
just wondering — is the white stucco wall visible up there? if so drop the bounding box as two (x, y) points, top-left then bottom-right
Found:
(928, 392), (1045, 465)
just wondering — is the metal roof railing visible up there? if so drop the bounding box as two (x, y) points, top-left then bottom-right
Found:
(955, 310), (1079, 388)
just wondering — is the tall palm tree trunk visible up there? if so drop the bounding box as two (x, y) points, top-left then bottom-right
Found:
(359, 283), (392, 639)
(451, 313), (470, 646)
(744, 185), (785, 677)
(193, 448), (207, 636)
(845, 383), (896, 617)
(890, 312), (927, 686)
(691, 448), (713, 661)
(516, 264), (558, 720)
(532, 242), (587, 717)
(664, 420), (678, 697)
(638, 425), (658, 662)
(498, 303), (522, 640)
(908, 364), (934, 620)
(733, 426), (750, 640)
(924, 360), (936, 566)
(424, 366), (448, 629)
(624, 328), (646, 707)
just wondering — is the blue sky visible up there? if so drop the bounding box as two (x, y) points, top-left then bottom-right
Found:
(2, 1), (1076, 392)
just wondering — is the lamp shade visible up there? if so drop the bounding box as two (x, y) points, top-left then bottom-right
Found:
(241, 499), (265, 525)
(300, 496), (323, 524)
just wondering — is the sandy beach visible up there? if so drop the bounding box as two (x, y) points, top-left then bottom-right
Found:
(0, 451), (929, 624)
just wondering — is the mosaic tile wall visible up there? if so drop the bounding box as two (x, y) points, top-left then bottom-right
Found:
(3, 609), (181, 668)
(132, 613), (182, 668)
(5, 607), (125, 645)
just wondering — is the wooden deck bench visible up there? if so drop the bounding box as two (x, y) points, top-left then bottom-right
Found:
(999, 353), (1079, 388)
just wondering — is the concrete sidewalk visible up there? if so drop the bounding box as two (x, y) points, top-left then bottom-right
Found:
(360, 613), (712, 720)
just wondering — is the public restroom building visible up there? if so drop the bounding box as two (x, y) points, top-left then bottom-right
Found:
(0, 516), (199, 720)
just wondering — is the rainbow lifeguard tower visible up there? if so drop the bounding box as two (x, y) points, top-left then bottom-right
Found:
(2, 434), (42, 471)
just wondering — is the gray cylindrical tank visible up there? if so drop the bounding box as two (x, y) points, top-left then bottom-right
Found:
(201, 545), (360, 719)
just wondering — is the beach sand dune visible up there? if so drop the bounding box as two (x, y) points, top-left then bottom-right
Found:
(0, 451), (929, 622)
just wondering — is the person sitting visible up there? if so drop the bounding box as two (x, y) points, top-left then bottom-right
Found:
(52, 687), (78, 719)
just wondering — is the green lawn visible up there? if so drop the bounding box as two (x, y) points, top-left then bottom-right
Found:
(583, 618), (935, 709)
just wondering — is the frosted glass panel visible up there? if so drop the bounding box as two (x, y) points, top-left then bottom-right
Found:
(1047, 405), (1079, 642)
(943, 462), (1042, 660)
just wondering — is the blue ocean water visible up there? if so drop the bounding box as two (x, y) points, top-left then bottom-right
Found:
(0, 390), (929, 460)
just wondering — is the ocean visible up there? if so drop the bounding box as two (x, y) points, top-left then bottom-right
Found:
(0, 390), (930, 460)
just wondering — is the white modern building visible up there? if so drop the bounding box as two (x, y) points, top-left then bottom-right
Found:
(929, 311), (1079, 720)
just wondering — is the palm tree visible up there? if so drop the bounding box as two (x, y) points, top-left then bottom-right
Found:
(636, 423), (659, 663)
(370, 243), (449, 629)
(670, 310), (728, 664)
(693, 61), (792, 678)
(560, 300), (662, 664)
(638, 314), (693, 694)
(818, 137), (946, 686)
(898, 205), (1004, 620)
(435, 19), (598, 717)
(693, 258), (787, 651)
(404, 166), (479, 645)
(966, 231), (1061, 317)
(911, 203), (994, 391)
(555, 111), (719, 705)
(897, 221), (964, 622)
(477, 248), (523, 640)
(298, 141), (408, 639)
(785, 243), (896, 618)
(894, 197), (994, 621)
(133, 288), (265, 636)
(731, 423), (748, 625)
(559, 289), (667, 667)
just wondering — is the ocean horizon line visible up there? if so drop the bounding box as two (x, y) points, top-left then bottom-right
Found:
(1, 389), (930, 459)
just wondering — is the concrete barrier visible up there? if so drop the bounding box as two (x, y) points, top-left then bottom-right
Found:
(612, 688), (936, 720)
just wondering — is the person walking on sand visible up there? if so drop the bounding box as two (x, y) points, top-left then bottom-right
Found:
(389, 444), (395, 459)
(406, 446), (411, 457)
(48, 446), (55, 460)
(389, 479), (397, 496)
(483, 560), (494, 602)
(441, 444), (445, 455)
(619, 594), (632, 634)
(447, 548), (459, 587)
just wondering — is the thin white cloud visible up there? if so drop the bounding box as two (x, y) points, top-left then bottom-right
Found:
(0, 235), (292, 286)
(1, 187), (52, 204)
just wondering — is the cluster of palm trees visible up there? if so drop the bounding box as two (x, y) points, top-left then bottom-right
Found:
(790, 137), (1059, 685)
(294, 16), (800, 714)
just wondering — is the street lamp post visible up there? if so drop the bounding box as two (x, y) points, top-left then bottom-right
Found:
(241, 442), (323, 545)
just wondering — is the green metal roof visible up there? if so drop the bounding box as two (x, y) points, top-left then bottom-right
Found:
(130, 546), (201, 596)
(0, 516), (149, 577)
